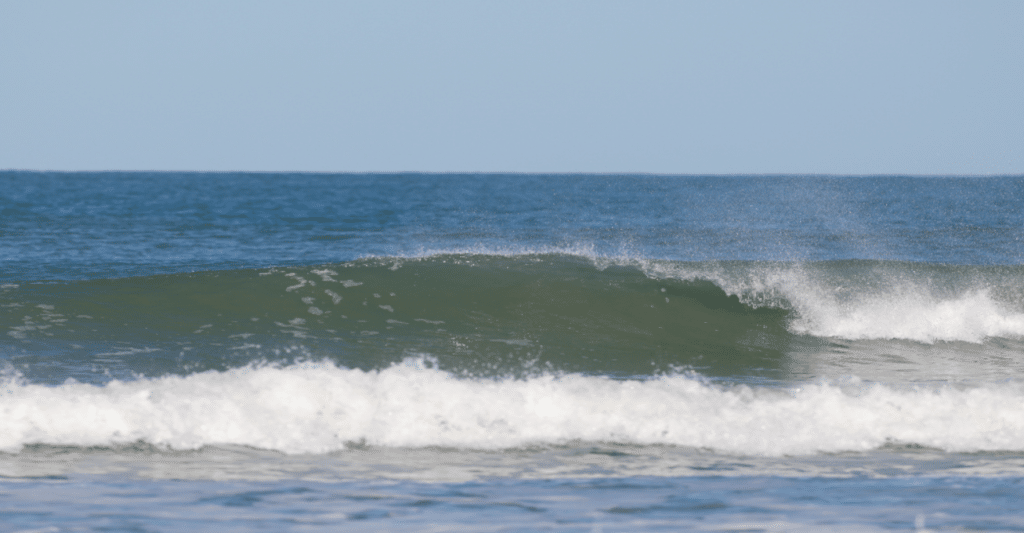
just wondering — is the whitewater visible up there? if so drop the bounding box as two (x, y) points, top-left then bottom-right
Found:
(4, 359), (1024, 456)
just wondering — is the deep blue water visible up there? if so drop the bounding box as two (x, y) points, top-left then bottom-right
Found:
(4, 173), (1022, 282)
(2, 172), (1024, 531)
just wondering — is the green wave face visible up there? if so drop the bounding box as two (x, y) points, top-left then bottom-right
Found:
(1, 255), (794, 383)
(11, 253), (1024, 385)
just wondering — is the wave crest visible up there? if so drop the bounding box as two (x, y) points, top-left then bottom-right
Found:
(640, 258), (1024, 343)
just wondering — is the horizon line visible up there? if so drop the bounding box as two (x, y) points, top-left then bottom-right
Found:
(3, 169), (1023, 179)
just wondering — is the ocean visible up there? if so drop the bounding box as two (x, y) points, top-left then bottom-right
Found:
(2, 172), (1024, 531)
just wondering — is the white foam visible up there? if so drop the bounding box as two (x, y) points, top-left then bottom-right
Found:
(637, 259), (1024, 343)
(790, 288), (1024, 343)
(3, 361), (1024, 455)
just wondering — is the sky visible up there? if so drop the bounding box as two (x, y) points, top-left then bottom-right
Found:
(1, 1), (1022, 175)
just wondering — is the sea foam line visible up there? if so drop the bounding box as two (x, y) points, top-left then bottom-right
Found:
(2, 360), (1023, 455)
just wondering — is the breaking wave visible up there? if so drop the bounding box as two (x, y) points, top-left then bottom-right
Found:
(2, 359), (1024, 456)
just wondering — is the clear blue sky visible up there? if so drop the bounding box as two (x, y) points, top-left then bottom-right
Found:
(1, 1), (1022, 174)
